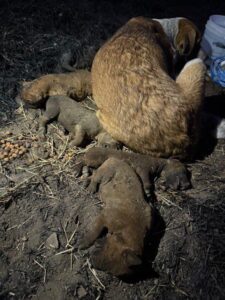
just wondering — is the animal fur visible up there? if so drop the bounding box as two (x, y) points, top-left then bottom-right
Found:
(91, 17), (206, 160)
(75, 147), (190, 193)
(19, 70), (92, 106)
(154, 17), (201, 57)
(79, 157), (153, 276)
(40, 95), (119, 148)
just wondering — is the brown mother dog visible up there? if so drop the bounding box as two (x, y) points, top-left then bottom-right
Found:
(92, 17), (206, 160)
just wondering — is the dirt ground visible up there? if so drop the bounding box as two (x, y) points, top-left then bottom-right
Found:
(1, 0), (225, 299)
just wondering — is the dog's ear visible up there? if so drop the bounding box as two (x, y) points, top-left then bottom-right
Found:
(176, 19), (201, 56)
(123, 249), (142, 267)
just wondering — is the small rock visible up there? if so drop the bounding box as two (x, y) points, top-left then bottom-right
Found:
(77, 285), (87, 299)
(46, 233), (59, 249)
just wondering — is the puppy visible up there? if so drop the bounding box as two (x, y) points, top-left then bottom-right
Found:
(75, 147), (191, 193)
(154, 17), (201, 57)
(18, 70), (92, 107)
(79, 157), (153, 276)
(40, 96), (119, 148)
(92, 17), (206, 160)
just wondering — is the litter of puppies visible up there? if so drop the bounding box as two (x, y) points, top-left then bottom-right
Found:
(2, 13), (224, 282)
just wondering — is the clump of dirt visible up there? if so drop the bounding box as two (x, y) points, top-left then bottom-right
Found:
(1, 0), (225, 299)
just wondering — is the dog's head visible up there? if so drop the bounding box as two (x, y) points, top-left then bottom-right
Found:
(19, 80), (47, 106)
(175, 18), (201, 57)
(84, 147), (112, 168)
(155, 17), (201, 57)
(91, 233), (142, 276)
(96, 132), (122, 150)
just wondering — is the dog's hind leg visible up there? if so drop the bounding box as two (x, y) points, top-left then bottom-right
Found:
(176, 58), (206, 107)
(79, 214), (105, 249)
(70, 124), (86, 147)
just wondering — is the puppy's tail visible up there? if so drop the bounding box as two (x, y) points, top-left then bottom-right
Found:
(59, 51), (77, 72)
(56, 41), (102, 73)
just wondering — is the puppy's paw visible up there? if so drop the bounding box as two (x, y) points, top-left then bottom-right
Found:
(74, 161), (84, 177)
(87, 181), (98, 194)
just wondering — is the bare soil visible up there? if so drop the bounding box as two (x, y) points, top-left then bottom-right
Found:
(1, 1), (225, 299)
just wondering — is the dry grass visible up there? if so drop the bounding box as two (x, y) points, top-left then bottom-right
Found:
(1, 0), (225, 299)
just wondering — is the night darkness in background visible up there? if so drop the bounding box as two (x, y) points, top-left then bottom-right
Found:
(0, 0), (225, 113)
(1, 1), (225, 300)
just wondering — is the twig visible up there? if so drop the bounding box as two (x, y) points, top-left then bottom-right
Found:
(158, 194), (182, 210)
(55, 247), (74, 256)
(85, 259), (105, 290)
(66, 222), (79, 248)
(34, 259), (47, 283)
(58, 136), (69, 159)
(0, 175), (36, 203)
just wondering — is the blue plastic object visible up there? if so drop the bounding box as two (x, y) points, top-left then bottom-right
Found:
(210, 56), (225, 87)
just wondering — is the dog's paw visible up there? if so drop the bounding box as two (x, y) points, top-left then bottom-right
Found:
(74, 161), (84, 177)
(87, 181), (98, 194)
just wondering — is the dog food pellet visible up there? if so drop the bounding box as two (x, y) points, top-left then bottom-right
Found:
(0, 137), (30, 164)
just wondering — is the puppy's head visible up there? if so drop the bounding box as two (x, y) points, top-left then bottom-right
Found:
(97, 132), (122, 150)
(91, 233), (142, 276)
(175, 18), (201, 57)
(162, 159), (191, 190)
(84, 147), (111, 168)
(19, 80), (47, 106)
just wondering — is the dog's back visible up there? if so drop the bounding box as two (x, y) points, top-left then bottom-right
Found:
(98, 157), (150, 223)
(92, 17), (206, 159)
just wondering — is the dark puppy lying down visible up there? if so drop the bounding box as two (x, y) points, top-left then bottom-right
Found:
(79, 157), (153, 276)
(75, 147), (190, 194)
(40, 95), (119, 148)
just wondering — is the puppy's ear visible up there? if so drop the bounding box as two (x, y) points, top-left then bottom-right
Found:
(123, 249), (142, 267)
(176, 19), (201, 56)
(20, 81), (33, 89)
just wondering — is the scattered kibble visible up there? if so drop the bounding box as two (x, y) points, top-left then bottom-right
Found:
(0, 136), (33, 164)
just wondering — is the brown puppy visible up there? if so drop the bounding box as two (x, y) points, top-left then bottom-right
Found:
(75, 147), (190, 193)
(92, 17), (206, 160)
(40, 96), (119, 148)
(79, 157), (152, 276)
(19, 70), (92, 106)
